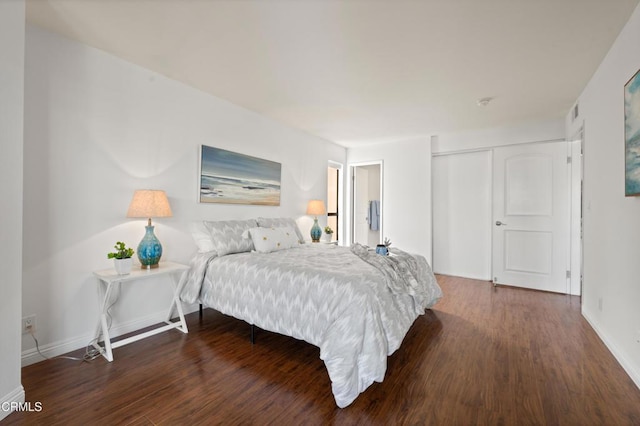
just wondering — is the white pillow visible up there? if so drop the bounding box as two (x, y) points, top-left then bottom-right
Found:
(189, 221), (216, 253)
(256, 217), (306, 244)
(248, 227), (300, 253)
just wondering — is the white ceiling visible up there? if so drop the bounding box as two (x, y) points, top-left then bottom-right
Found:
(25, 0), (639, 147)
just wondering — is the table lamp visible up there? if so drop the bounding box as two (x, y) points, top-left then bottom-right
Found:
(127, 190), (172, 269)
(306, 199), (326, 243)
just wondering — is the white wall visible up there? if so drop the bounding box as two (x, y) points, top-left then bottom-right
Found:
(0, 0), (26, 420)
(432, 150), (492, 280)
(347, 138), (432, 262)
(565, 3), (640, 388)
(22, 25), (346, 364)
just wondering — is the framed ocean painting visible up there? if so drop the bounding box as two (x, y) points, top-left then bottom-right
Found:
(199, 145), (281, 205)
(625, 68), (640, 196)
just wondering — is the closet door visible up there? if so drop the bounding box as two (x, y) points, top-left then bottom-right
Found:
(492, 142), (569, 293)
(432, 150), (492, 280)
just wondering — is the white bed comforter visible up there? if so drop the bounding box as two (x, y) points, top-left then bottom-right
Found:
(180, 244), (442, 408)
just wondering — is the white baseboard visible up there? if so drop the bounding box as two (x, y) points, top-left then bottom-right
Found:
(433, 271), (492, 281)
(21, 303), (199, 367)
(582, 307), (640, 390)
(0, 385), (25, 421)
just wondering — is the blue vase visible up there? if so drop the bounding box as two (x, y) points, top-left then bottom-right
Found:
(137, 225), (162, 268)
(310, 218), (322, 242)
(376, 244), (388, 256)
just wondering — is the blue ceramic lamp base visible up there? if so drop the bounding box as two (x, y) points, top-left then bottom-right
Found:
(137, 225), (163, 268)
(310, 217), (322, 243)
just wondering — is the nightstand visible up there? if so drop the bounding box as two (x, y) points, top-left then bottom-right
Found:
(92, 261), (189, 362)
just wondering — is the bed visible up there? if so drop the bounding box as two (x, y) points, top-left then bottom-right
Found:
(180, 218), (442, 408)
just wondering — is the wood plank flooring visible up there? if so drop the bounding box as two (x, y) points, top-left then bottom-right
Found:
(5, 275), (640, 425)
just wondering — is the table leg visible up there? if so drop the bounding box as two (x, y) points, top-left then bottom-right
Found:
(101, 312), (113, 362)
(165, 271), (188, 334)
(93, 281), (116, 362)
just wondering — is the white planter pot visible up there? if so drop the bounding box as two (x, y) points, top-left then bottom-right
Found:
(324, 233), (333, 242)
(114, 257), (132, 275)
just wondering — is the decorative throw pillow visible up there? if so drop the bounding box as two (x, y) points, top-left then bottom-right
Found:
(248, 226), (300, 253)
(204, 219), (258, 256)
(189, 221), (216, 253)
(256, 217), (305, 244)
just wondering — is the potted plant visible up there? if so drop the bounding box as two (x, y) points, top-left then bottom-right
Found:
(108, 241), (135, 275)
(324, 226), (334, 242)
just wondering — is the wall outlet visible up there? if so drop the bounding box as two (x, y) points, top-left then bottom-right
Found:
(22, 315), (36, 334)
(598, 297), (603, 312)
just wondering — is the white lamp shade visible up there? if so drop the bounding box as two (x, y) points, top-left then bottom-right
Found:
(306, 199), (326, 216)
(127, 190), (173, 218)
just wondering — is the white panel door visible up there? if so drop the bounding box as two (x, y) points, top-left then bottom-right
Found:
(353, 167), (370, 245)
(492, 142), (569, 293)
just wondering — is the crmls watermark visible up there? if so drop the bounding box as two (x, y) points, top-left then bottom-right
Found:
(1, 401), (43, 412)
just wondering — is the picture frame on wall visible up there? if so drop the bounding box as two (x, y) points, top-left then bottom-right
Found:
(199, 145), (282, 206)
(624, 68), (640, 196)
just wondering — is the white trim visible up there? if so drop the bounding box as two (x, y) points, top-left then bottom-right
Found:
(0, 385), (26, 421)
(435, 272), (493, 282)
(582, 308), (640, 391)
(21, 303), (199, 366)
(568, 136), (583, 296)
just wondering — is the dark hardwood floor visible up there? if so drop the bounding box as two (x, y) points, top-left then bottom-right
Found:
(5, 275), (640, 425)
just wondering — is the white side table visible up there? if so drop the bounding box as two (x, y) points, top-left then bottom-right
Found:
(92, 261), (189, 362)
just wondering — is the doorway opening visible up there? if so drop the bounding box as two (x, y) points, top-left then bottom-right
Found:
(327, 163), (341, 243)
(350, 161), (383, 247)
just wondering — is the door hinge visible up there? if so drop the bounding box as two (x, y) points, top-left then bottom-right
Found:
(566, 270), (571, 279)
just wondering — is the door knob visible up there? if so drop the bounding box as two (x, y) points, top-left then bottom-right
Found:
(495, 221), (507, 226)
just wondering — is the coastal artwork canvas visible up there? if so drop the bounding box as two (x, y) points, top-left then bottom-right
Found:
(625, 68), (640, 196)
(200, 145), (281, 205)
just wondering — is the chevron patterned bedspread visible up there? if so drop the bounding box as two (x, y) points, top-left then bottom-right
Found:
(180, 244), (442, 407)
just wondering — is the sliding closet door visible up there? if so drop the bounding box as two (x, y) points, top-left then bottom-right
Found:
(432, 150), (492, 280)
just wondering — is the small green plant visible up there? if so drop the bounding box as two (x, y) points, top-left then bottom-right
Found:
(324, 226), (334, 235)
(107, 241), (134, 259)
